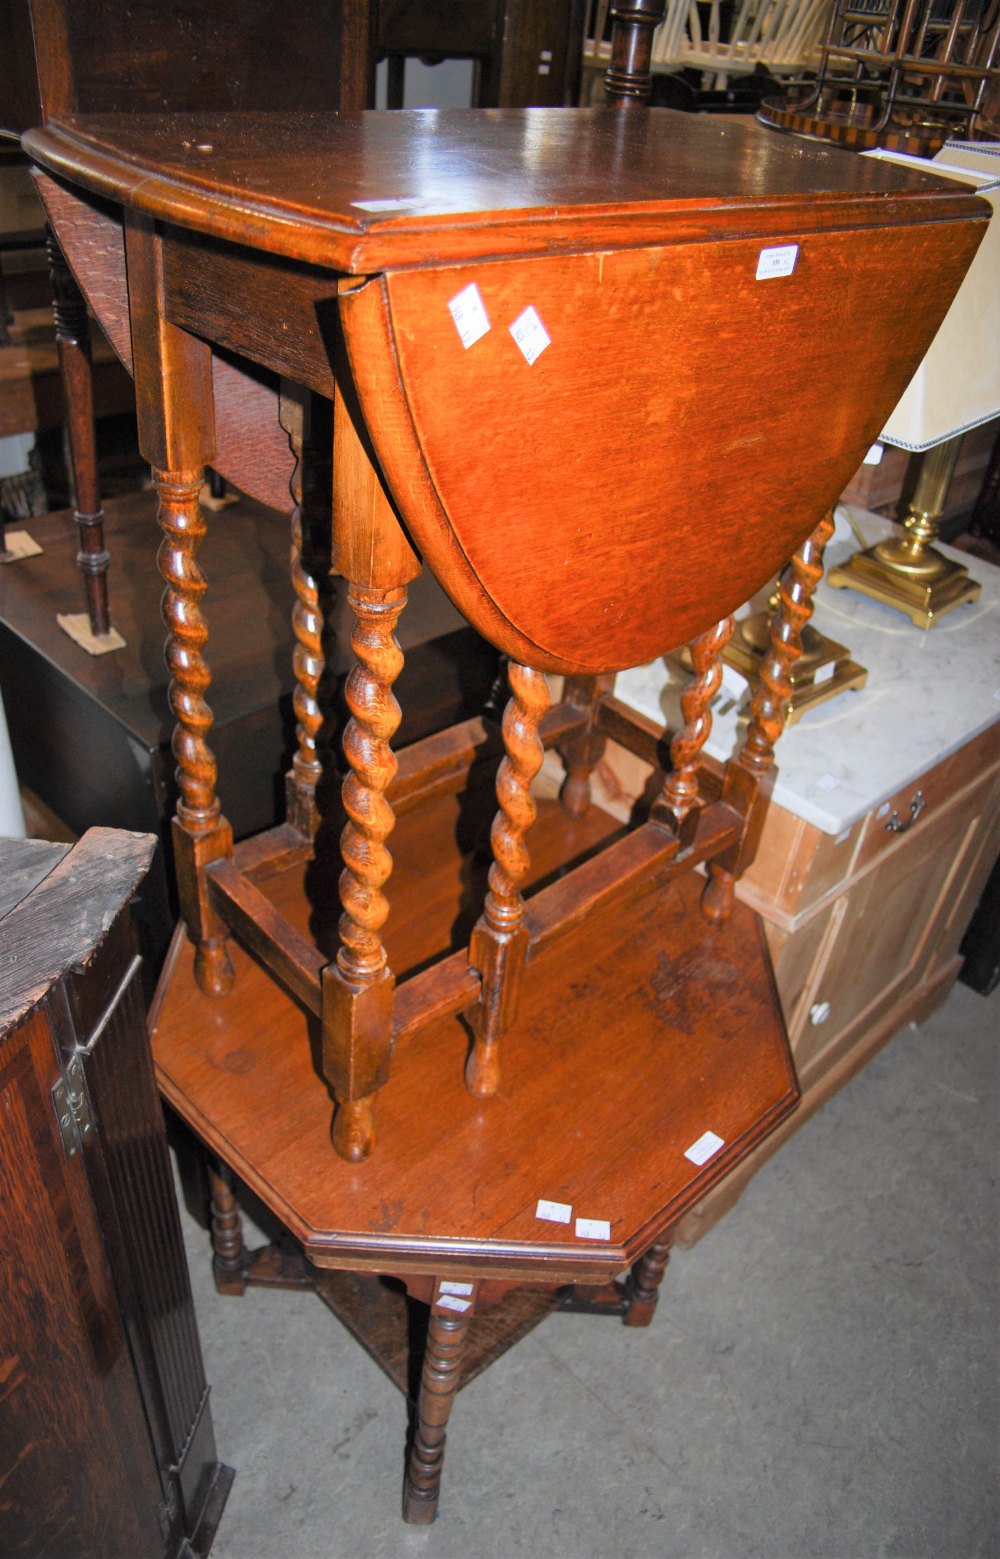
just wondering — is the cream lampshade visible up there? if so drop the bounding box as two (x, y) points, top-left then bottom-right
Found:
(828, 143), (1000, 626)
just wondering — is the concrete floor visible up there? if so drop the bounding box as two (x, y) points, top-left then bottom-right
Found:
(178, 978), (998, 1559)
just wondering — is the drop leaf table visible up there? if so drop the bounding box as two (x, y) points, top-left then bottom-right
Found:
(22, 105), (988, 1520)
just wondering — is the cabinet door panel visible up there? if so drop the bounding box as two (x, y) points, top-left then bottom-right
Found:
(0, 1013), (163, 1559)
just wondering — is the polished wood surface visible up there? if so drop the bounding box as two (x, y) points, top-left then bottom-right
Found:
(23, 76), (990, 1524)
(24, 108), (985, 268)
(152, 798), (797, 1279)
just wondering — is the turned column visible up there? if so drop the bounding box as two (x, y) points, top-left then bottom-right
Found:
(703, 513), (836, 923)
(466, 661), (550, 1098)
(623, 1237), (672, 1327)
(322, 331), (421, 1162)
(47, 229), (112, 639)
(124, 215), (234, 996)
(558, 673), (615, 819)
(605, 1), (668, 102)
(403, 1281), (478, 1524)
(208, 1162), (247, 1296)
(279, 382), (325, 839)
(654, 616), (734, 845)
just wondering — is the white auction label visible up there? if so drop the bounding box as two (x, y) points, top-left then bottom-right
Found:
(536, 1199), (572, 1224)
(684, 1130), (725, 1166)
(436, 1293), (472, 1313)
(813, 661), (837, 685)
(439, 1280), (474, 1297)
(509, 305), (551, 365)
(756, 244), (799, 280)
(864, 442), (885, 466)
(816, 773), (841, 791)
(448, 282), (491, 350)
(575, 1217), (611, 1241)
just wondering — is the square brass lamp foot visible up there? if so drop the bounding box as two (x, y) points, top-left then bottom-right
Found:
(827, 543), (981, 628)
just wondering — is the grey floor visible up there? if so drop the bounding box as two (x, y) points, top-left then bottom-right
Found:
(178, 978), (999, 1559)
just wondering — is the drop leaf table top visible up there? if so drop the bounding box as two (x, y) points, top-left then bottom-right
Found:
(23, 108), (989, 673)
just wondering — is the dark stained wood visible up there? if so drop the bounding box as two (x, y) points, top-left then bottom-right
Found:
(403, 1293), (475, 1523)
(0, 829), (231, 1557)
(205, 858), (325, 1017)
(46, 228), (110, 635)
(604, 0), (668, 102)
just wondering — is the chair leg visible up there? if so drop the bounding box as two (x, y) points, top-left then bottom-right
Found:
(47, 228), (113, 639)
(403, 1302), (473, 1525)
(466, 661), (550, 1098)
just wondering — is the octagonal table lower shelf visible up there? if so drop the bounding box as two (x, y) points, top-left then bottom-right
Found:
(151, 793), (798, 1286)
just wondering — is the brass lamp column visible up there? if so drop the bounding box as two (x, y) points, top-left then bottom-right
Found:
(827, 140), (999, 629)
(828, 435), (980, 627)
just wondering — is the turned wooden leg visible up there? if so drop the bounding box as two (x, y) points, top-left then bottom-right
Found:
(208, 1162), (247, 1296)
(403, 1299), (474, 1524)
(654, 615), (734, 845)
(322, 584), (406, 1162)
(558, 673), (615, 818)
(703, 512), (835, 923)
(280, 386), (324, 839)
(466, 662), (550, 1098)
(159, 470), (235, 996)
(604, 0), (667, 102)
(125, 216), (233, 995)
(48, 229), (112, 639)
(623, 1237), (672, 1327)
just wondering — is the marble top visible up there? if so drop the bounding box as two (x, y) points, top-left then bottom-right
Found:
(614, 506), (1000, 835)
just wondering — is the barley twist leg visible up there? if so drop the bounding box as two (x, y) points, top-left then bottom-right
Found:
(158, 468), (234, 995)
(466, 662), (550, 1098)
(703, 512), (835, 922)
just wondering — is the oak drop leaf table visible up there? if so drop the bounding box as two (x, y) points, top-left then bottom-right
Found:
(23, 107), (988, 1522)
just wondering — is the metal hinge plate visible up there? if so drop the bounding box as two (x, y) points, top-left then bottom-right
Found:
(51, 1053), (93, 1159)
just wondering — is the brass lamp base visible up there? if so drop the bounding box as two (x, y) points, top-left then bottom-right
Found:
(827, 540), (980, 628)
(724, 615), (867, 726)
(828, 435), (981, 629)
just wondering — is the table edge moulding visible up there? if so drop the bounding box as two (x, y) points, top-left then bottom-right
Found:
(20, 96), (990, 1524)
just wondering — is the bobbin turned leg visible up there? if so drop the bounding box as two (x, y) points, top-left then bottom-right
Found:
(124, 216), (234, 996)
(703, 512), (835, 923)
(654, 616), (734, 846)
(208, 1162), (247, 1296)
(47, 229), (114, 641)
(466, 661), (550, 1099)
(403, 1286), (476, 1525)
(623, 1237), (672, 1327)
(558, 673), (615, 819)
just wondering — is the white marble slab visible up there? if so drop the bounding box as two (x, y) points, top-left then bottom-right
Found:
(614, 506), (1000, 835)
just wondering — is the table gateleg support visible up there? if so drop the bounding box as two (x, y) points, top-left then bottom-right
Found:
(466, 662), (550, 1098)
(703, 512), (835, 923)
